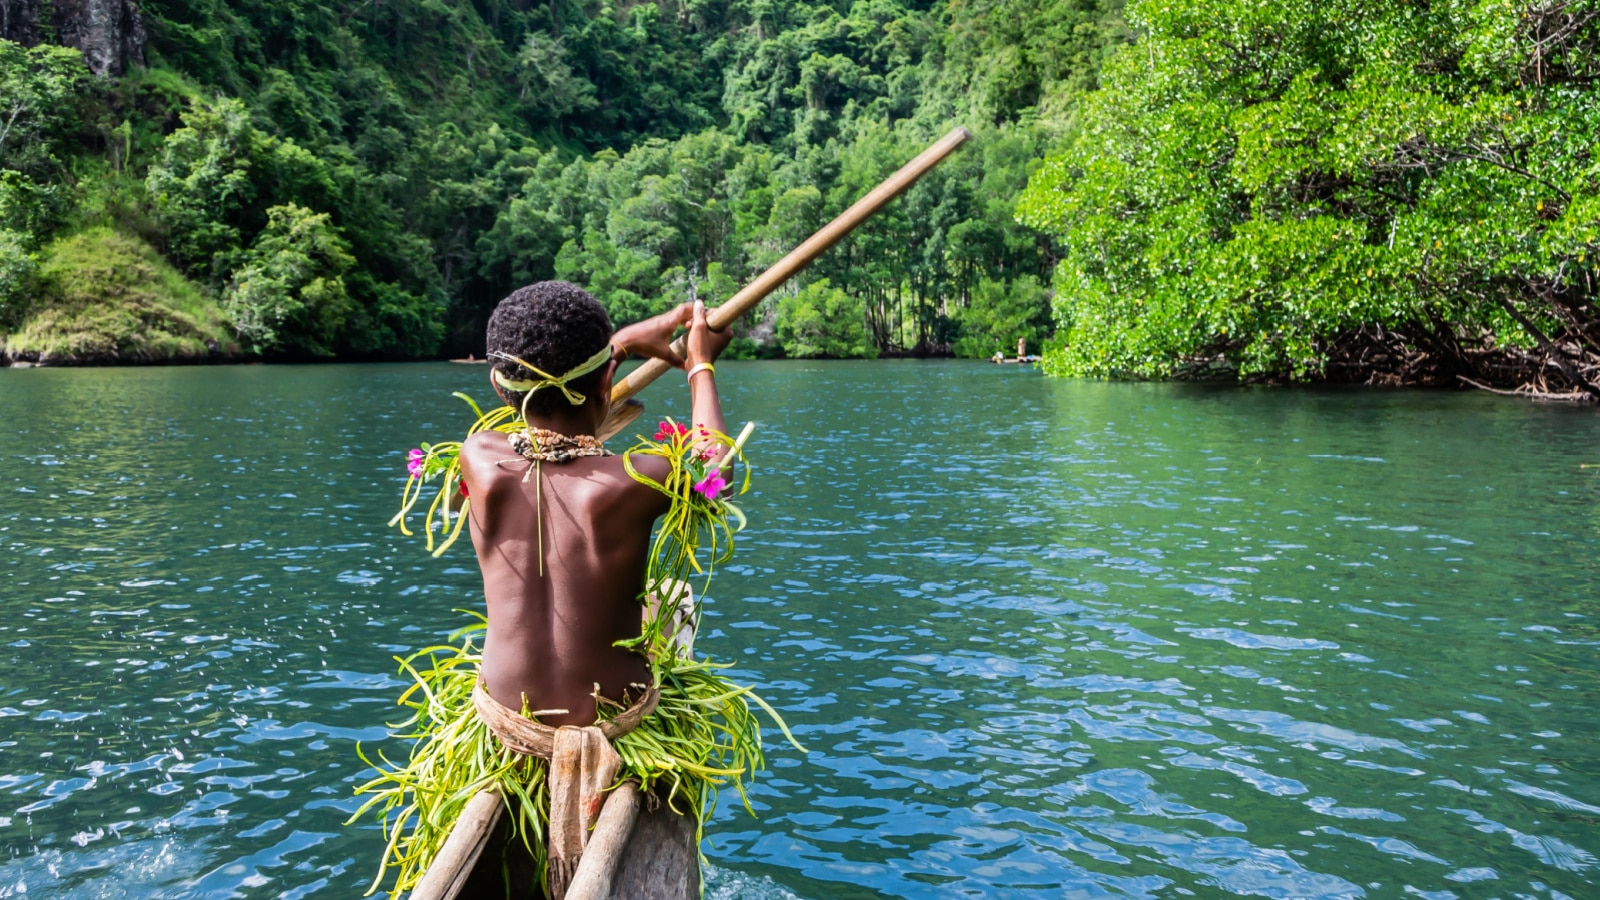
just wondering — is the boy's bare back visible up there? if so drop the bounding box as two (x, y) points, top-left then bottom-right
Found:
(454, 285), (730, 728)
(460, 437), (674, 727)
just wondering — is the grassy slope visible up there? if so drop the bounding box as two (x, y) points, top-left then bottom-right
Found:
(4, 228), (240, 364)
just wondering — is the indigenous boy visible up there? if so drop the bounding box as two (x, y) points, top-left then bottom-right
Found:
(356, 281), (768, 900)
(462, 281), (730, 729)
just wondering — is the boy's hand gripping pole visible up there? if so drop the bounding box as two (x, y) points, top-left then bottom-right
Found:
(597, 126), (972, 442)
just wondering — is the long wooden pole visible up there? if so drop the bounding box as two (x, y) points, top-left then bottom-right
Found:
(608, 126), (971, 408)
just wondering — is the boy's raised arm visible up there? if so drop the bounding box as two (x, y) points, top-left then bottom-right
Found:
(685, 300), (732, 462)
(608, 299), (732, 461)
(611, 304), (692, 370)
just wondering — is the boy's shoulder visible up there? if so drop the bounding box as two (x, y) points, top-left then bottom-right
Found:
(459, 429), (513, 471)
(459, 429), (672, 487)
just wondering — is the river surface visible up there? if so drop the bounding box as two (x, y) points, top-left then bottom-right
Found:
(1, 361), (1597, 899)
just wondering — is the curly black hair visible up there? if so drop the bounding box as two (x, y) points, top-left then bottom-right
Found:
(486, 281), (613, 417)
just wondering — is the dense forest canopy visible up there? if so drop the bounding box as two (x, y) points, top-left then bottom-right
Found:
(4, 0), (1596, 397)
(0, 0), (1127, 362)
(1019, 0), (1600, 395)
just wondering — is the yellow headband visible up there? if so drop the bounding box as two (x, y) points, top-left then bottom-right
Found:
(489, 344), (614, 408)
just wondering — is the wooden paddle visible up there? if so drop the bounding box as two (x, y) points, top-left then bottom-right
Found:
(597, 125), (972, 441)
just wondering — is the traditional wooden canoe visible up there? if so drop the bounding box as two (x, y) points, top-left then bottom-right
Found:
(409, 783), (698, 900)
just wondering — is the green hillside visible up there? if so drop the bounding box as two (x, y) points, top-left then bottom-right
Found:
(5, 227), (238, 364)
(8, 0), (1591, 390)
(0, 0), (1128, 362)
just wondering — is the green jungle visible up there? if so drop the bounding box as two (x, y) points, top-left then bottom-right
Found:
(2, 0), (1598, 396)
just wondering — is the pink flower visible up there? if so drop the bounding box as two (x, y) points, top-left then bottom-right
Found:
(693, 467), (727, 500)
(406, 448), (425, 478)
(653, 420), (691, 442)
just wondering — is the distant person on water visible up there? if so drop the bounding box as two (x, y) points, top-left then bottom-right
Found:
(355, 280), (793, 899)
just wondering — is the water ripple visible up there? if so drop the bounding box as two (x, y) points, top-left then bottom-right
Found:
(0, 363), (1596, 897)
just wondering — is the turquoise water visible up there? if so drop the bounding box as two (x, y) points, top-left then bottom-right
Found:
(1, 361), (1597, 898)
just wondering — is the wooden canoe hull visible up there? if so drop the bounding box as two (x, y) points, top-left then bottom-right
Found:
(604, 795), (699, 900)
(443, 792), (699, 900)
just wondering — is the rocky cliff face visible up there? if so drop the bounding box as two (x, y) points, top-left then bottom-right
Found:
(1, 0), (146, 76)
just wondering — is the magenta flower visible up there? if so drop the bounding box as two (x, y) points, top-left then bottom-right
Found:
(693, 467), (727, 500)
(406, 448), (425, 478)
(653, 420), (691, 442)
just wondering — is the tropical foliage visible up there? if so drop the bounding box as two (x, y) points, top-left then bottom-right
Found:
(1019, 0), (1600, 393)
(0, 230), (32, 327)
(2, 227), (235, 362)
(775, 278), (878, 358)
(0, 43), (89, 244)
(1, 0), (1132, 362)
(222, 204), (356, 355)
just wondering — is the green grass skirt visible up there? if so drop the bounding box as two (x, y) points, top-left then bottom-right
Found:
(349, 617), (795, 899)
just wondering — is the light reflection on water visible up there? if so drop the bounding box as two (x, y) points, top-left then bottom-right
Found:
(1, 361), (1597, 898)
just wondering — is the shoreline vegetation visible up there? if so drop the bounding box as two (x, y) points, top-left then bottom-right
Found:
(1, 0), (1105, 368)
(1015, 0), (1600, 404)
(2, 228), (241, 366)
(2, 0), (1596, 400)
